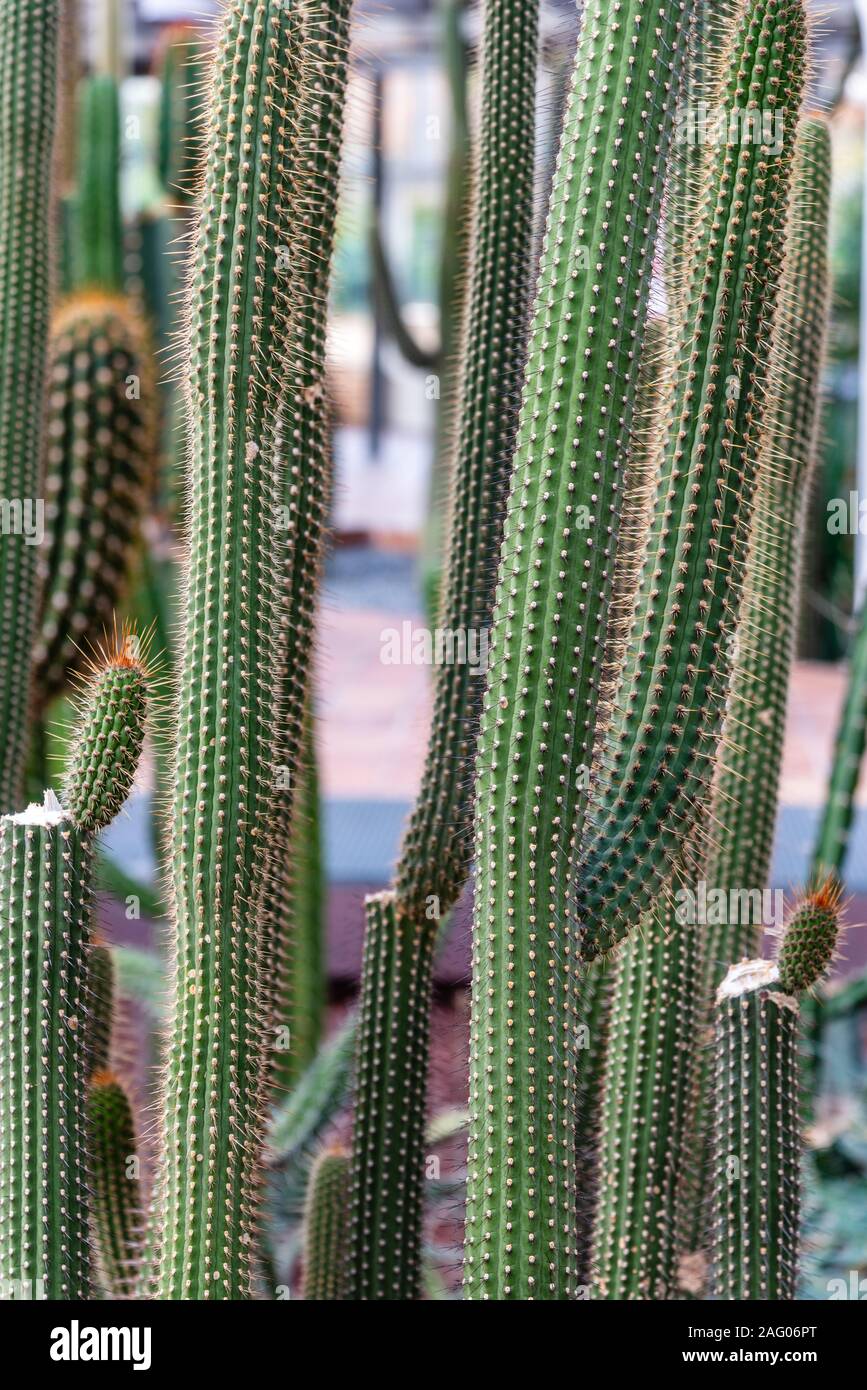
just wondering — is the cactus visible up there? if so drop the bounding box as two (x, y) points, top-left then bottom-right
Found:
(303, 1147), (349, 1301)
(73, 75), (123, 294)
(261, 0), (350, 1096)
(148, 0), (349, 1300)
(347, 893), (436, 1299)
(711, 883), (842, 1300)
(350, 0), (539, 1301)
(0, 0), (60, 813)
(575, 0), (808, 957)
(465, 0), (695, 1301)
(591, 909), (702, 1299)
(34, 299), (156, 706)
(812, 596), (867, 882)
(156, 25), (209, 207)
(0, 636), (148, 1300)
(88, 1071), (142, 1299)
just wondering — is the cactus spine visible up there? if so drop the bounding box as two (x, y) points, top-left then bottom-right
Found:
(575, 0), (808, 956)
(348, 893), (435, 1299)
(0, 640), (148, 1300)
(591, 910), (701, 1299)
(88, 1071), (142, 1298)
(465, 0), (694, 1301)
(34, 295), (156, 702)
(711, 884), (842, 1300)
(149, 0), (345, 1299)
(0, 0), (60, 812)
(303, 1147), (349, 1300)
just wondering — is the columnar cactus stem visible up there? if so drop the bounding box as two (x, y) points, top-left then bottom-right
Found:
(575, 0), (809, 957)
(73, 76), (123, 293)
(34, 297), (156, 703)
(0, 639), (148, 1300)
(302, 1146), (349, 1301)
(262, 0), (350, 1093)
(394, 0), (538, 924)
(88, 1071), (142, 1298)
(0, 795), (93, 1300)
(812, 595), (867, 881)
(347, 893), (435, 1300)
(678, 116), (831, 1283)
(591, 906), (701, 1299)
(705, 116), (831, 973)
(710, 883), (841, 1300)
(149, 1), (339, 1300)
(0, 0), (60, 812)
(465, 0), (694, 1301)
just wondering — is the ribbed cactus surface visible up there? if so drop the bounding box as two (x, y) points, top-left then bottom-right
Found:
(592, 909), (701, 1299)
(63, 641), (149, 832)
(394, 0), (538, 922)
(0, 797), (93, 1299)
(711, 884), (842, 1300)
(303, 1147), (349, 1301)
(88, 1072), (141, 1299)
(576, 0), (809, 956)
(0, 0), (60, 812)
(465, 0), (694, 1301)
(150, 0), (341, 1299)
(348, 893), (435, 1300)
(34, 294), (155, 702)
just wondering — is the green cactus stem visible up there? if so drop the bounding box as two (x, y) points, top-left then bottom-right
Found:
(575, 0), (809, 958)
(33, 292), (157, 704)
(711, 883), (842, 1301)
(347, 893), (436, 1300)
(149, 0), (346, 1300)
(573, 955), (612, 1287)
(73, 75), (123, 293)
(88, 1071), (142, 1298)
(812, 596), (867, 882)
(156, 24), (209, 206)
(591, 906), (701, 1299)
(676, 116), (832, 1286)
(62, 631), (150, 833)
(303, 1147), (349, 1301)
(465, 0), (695, 1301)
(0, 639), (148, 1299)
(0, 0), (60, 812)
(0, 794), (93, 1299)
(262, 0), (350, 1100)
(88, 940), (116, 1077)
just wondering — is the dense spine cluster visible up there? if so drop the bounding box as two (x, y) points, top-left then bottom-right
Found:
(34, 295), (156, 702)
(347, 894), (435, 1299)
(0, 0), (60, 812)
(303, 1147), (349, 1301)
(0, 640), (148, 1300)
(465, 0), (694, 1301)
(150, 0), (343, 1300)
(711, 884), (842, 1300)
(576, 0), (809, 956)
(592, 910), (701, 1299)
